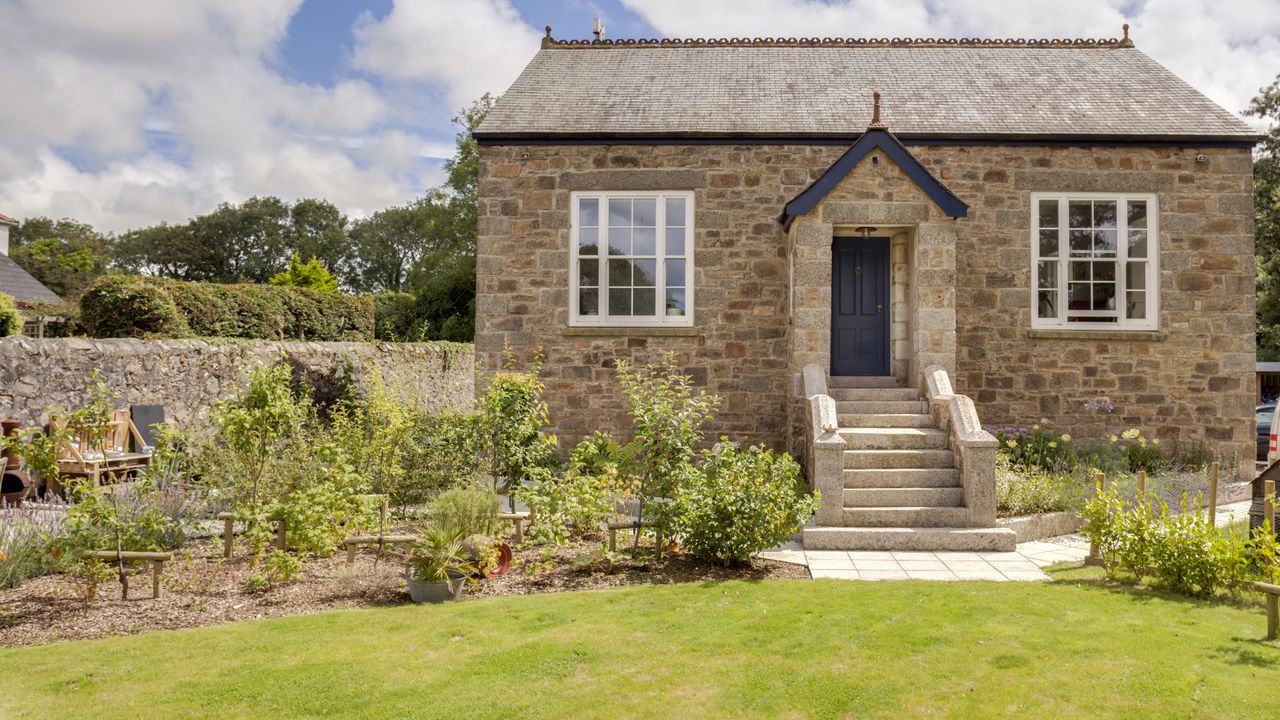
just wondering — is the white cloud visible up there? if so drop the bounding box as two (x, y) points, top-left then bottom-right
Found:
(619, 0), (1280, 126)
(2, 0), (1276, 234)
(0, 0), (446, 233)
(352, 0), (543, 109)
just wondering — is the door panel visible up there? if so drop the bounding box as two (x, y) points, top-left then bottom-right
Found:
(831, 238), (890, 376)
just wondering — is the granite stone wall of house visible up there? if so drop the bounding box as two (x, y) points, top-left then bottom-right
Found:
(0, 338), (474, 426)
(476, 142), (1254, 464)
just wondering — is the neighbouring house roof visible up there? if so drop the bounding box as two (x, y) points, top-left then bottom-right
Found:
(781, 124), (968, 228)
(0, 212), (17, 226)
(476, 31), (1258, 144)
(0, 253), (62, 305)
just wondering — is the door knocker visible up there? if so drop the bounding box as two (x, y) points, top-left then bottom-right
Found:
(855, 265), (863, 276)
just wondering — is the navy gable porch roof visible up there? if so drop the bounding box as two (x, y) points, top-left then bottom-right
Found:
(779, 128), (969, 230)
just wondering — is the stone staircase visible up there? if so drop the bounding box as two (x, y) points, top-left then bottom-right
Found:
(802, 375), (1016, 552)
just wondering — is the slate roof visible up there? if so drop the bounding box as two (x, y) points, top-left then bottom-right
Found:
(0, 253), (62, 305)
(476, 35), (1257, 143)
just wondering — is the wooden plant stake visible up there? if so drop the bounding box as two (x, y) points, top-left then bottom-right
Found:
(218, 512), (234, 558)
(275, 518), (287, 551)
(1207, 461), (1220, 523)
(1136, 469), (1146, 496)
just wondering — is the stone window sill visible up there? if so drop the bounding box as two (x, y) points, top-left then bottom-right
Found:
(1026, 329), (1167, 342)
(562, 326), (699, 337)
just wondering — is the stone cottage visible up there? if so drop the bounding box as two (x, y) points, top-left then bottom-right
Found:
(474, 28), (1258, 550)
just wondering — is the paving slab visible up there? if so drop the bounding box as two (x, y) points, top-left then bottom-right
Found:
(794, 531), (1095, 582)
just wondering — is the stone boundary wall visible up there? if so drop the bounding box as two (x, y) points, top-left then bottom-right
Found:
(0, 338), (474, 426)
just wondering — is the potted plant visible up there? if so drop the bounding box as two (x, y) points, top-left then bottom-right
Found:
(405, 526), (476, 603)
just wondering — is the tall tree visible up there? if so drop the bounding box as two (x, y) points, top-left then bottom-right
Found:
(349, 192), (461, 293)
(114, 196), (350, 285)
(1250, 76), (1280, 359)
(402, 95), (494, 340)
(8, 216), (110, 299)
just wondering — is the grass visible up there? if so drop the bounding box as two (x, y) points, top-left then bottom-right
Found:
(3, 567), (1279, 719)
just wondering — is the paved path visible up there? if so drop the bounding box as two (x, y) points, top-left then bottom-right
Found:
(803, 543), (1090, 581)
(764, 499), (1257, 582)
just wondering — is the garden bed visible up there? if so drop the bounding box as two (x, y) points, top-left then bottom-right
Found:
(0, 532), (806, 647)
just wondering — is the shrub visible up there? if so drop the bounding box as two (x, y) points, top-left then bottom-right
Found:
(0, 292), (22, 336)
(80, 275), (374, 341)
(673, 441), (819, 566)
(1082, 484), (1265, 598)
(408, 525), (476, 582)
(397, 412), (482, 510)
(79, 275), (187, 338)
(0, 500), (67, 588)
(995, 455), (1081, 516)
(1147, 497), (1230, 597)
(427, 486), (499, 539)
(270, 254), (339, 293)
(992, 426), (1075, 473)
(519, 436), (638, 546)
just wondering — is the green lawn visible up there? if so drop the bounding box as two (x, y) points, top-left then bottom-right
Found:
(3, 567), (1278, 719)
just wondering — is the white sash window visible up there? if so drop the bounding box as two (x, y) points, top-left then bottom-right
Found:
(1031, 192), (1158, 330)
(570, 191), (694, 327)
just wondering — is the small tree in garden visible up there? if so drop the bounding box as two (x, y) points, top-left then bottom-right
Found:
(212, 361), (312, 514)
(615, 354), (720, 546)
(478, 366), (558, 508)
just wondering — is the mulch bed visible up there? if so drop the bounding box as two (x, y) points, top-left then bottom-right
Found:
(0, 532), (809, 647)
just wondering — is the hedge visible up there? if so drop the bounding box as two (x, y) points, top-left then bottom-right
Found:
(80, 275), (375, 341)
(373, 291), (423, 341)
(79, 276), (188, 338)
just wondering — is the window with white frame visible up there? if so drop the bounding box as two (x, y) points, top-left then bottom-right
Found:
(570, 191), (693, 326)
(1031, 192), (1158, 330)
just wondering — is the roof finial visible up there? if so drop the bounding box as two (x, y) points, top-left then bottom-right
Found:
(868, 91), (887, 130)
(542, 25), (553, 49)
(1120, 23), (1134, 47)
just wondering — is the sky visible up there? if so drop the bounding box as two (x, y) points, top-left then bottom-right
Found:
(0, 0), (1277, 234)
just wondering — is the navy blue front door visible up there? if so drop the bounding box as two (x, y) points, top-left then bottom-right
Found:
(831, 237), (890, 376)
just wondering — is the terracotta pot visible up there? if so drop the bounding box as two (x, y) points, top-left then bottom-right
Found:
(1, 419), (20, 472)
(1, 471), (30, 508)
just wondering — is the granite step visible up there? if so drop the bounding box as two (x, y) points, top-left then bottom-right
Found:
(844, 468), (962, 488)
(843, 506), (971, 527)
(829, 376), (902, 389)
(844, 487), (965, 507)
(802, 526), (1017, 552)
(837, 413), (934, 428)
(843, 449), (955, 469)
(838, 427), (949, 450)
(835, 400), (929, 415)
(828, 387), (921, 402)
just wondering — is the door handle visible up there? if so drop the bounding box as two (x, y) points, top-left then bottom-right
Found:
(876, 304), (883, 314)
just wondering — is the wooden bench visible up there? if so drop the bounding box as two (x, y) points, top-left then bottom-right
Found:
(216, 512), (288, 557)
(607, 518), (664, 559)
(343, 535), (416, 565)
(80, 550), (172, 599)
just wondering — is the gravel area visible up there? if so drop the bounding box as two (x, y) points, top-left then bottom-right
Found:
(0, 532), (809, 647)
